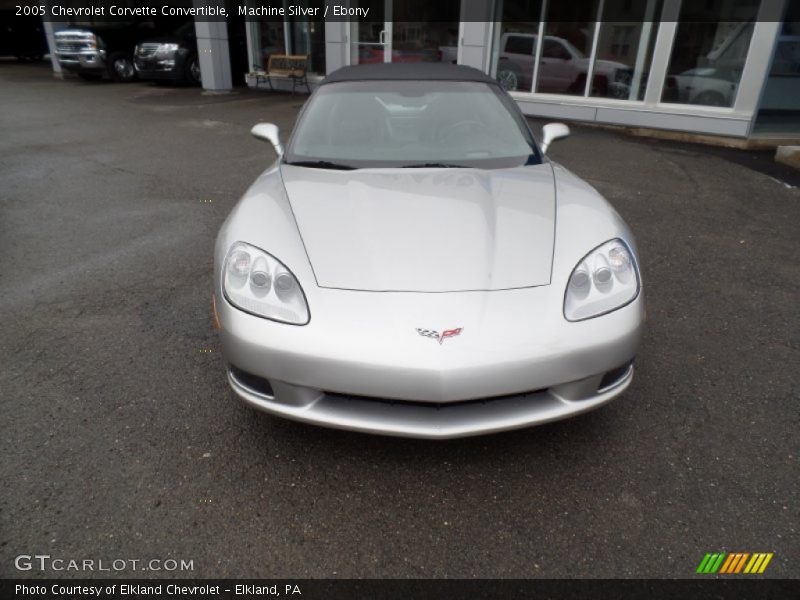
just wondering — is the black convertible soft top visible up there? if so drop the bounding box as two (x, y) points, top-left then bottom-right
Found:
(320, 63), (498, 86)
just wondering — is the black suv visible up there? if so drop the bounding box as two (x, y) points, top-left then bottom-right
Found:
(134, 22), (200, 85)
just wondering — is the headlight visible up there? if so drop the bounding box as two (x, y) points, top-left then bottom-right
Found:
(156, 43), (179, 57)
(564, 239), (640, 321)
(222, 242), (309, 325)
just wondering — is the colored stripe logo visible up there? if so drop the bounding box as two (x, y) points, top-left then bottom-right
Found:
(696, 552), (773, 574)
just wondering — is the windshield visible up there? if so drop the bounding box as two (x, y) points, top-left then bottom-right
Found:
(285, 80), (541, 169)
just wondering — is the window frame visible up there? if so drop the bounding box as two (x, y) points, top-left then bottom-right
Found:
(487, 0), (765, 113)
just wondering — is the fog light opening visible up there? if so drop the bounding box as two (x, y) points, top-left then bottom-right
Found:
(597, 362), (633, 392)
(229, 365), (275, 398)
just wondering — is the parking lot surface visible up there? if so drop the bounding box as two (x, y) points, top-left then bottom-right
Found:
(1, 62), (798, 578)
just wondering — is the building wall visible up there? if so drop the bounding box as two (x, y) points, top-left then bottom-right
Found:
(239, 0), (787, 138)
(38, 0), (783, 137)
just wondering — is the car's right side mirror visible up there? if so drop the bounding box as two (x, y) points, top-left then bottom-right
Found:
(251, 123), (283, 157)
(541, 122), (570, 154)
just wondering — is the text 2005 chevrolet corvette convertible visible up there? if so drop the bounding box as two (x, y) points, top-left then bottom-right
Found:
(213, 63), (644, 438)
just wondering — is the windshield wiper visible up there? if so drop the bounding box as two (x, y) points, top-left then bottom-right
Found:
(284, 160), (355, 170)
(401, 162), (468, 168)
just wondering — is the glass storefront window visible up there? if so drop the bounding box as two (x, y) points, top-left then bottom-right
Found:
(590, 0), (662, 100)
(255, 1), (325, 75)
(491, 0), (544, 92)
(754, 1), (800, 134)
(662, 0), (760, 107)
(287, 1), (325, 75)
(535, 0), (599, 95)
(490, 0), (660, 99)
(769, 19), (800, 78)
(349, 0), (459, 65)
(391, 0), (460, 64)
(257, 21), (286, 67)
(349, 0), (385, 65)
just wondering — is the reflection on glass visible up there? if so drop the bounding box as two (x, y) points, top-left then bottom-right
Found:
(350, 0), (386, 65)
(288, 81), (538, 168)
(769, 19), (800, 78)
(288, 1), (325, 74)
(590, 0), (662, 100)
(536, 0), (599, 95)
(755, 1), (800, 134)
(255, 3), (324, 75)
(662, 0), (759, 107)
(491, 0), (544, 92)
(391, 1), (460, 64)
(349, 0), (459, 65)
(258, 21), (287, 67)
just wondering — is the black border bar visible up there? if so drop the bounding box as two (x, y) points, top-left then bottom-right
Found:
(2, 579), (799, 600)
(7, 0), (792, 23)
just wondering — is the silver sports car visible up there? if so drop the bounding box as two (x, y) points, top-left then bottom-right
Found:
(214, 63), (644, 439)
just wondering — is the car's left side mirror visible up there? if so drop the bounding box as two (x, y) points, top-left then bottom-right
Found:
(541, 122), (570, 154)
(251, 123), (283, 157)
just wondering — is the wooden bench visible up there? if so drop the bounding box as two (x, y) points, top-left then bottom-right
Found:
(253, 54), (310, 95)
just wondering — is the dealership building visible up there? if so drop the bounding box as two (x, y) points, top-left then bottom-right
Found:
(42, 0), (800, 141)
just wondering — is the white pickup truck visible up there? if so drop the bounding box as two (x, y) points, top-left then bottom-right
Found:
(496, 33), (631, 96)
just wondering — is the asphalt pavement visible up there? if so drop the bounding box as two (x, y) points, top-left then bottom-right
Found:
(1, 61), (798, 579)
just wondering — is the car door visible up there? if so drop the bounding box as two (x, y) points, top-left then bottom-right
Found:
(538, 38), (574, 93)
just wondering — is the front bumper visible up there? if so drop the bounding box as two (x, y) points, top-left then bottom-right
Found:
(134, 57), (180, 80)
(56, 51), (105, 72)
(229, 362), (634, 439)
(217, 284), (644, 438)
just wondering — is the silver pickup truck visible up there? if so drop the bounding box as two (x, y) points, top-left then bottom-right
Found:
(54, 23), (157, 82)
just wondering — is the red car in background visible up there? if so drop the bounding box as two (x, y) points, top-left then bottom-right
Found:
(358, 46), (442, 64)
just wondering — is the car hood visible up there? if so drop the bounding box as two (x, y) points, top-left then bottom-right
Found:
(280, 164), (556, 292)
